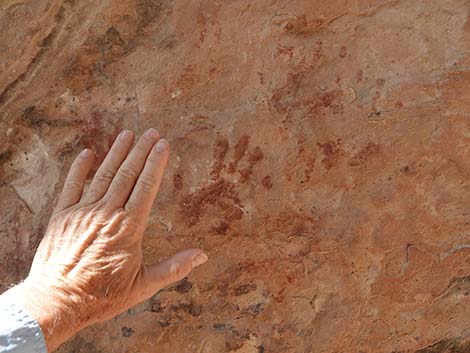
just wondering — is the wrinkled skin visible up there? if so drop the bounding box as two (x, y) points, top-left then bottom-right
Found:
(3, 129), (208, 352)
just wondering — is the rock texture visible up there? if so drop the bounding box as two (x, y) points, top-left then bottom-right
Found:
(1, 0), (470, 352)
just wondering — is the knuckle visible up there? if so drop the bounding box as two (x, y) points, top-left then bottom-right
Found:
(113, 207), (130, 222)
(139, 175), (157, 191)
(93, 197), (115, 214)
(124, 201), (139, 217)
(81, 190), (100, 204)
(96, 170), (115, 184)
(64, 179), (82, 190)
(119, 167), (139, 181)
(121, 215), (137, 232)
(114, 207), (128, 217)
(137, 140), (149, 150)
(93, 196), (108, 208)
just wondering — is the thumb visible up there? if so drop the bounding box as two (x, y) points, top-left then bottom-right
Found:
(143, 249), (208, 295)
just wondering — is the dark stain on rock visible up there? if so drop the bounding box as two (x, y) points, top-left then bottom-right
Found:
(331, 103), (344, 114)
(376, 78), (386, 87)
(214, 137), (229, 160)
(105, 27), (125, 47)
(213, 323), (234, 333)
(0, 149), (13, 168)
(306, 90), (343, 117)
(21, 105), (80, 128)
(401, 165), (411, 174)
(226, 338), (245, 351)
(214, 323), (250, 348)
(157, 319), (170, 327)
(66, 337), (101, 353)
(465, 3), (470, 33)
(175, 300), (202, 317)
(276, 45), (294, 58)
(212, 220), (230, 235)
(224, 205), (244, 222)
(348, 142), (380, 167)
(136, 0), (169, 29)
(263, 210), (317, 240)
(442, 276), (470, 298)
(180, 179), (241, 226)
(244, 303), (264, 317)
(21, 106), (44, 127)
(94, 27), (129, 63)
(62, 44), (108, 94)
(174, 277), (193, 293)
(234, 135), (250, 162)
(239, 166), (253, 183)
(150, 298), (164, 313)
(318, 91), (337, 108)
(368, 110), (382, 118)
(195, 12), (208, 48)
(210, 159), (225, 180)
(234, 283), (257, 296)
(121, 326), (134, 338)
(188, 114), (215, 133)
(211, 137), (229, 179)
(415, 338), (470, 353)
(173, 169), (184, 190)
(40, 29), (56, 48)
(356, 69), (363, 82)
(285, 136), (313, 184)
(261, 176), (273, 190)
(175, 64), (198, 90)
(270, 70), (306, 113)
(281, 15), (308, 35)
(227, 161), (237, 174)
(318, 140), (342, 170)
(248, 146), (264, 164)
(239, 145), (264, 183)
(294, 135), (316, 183)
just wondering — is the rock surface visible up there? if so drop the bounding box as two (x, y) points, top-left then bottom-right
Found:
(1, 0), (470, 352)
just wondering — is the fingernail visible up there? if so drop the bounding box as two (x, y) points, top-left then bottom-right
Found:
(145, 128), (159, 140)
(155, 139), (169, 152)
(119, 130), (133, 141)
(80, 149), (93, 158)
(192, 252), (208, 268)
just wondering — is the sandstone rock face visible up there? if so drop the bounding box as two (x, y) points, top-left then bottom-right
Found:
(1, 0), (470, 352)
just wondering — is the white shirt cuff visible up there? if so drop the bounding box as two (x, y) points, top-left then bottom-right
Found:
(0, 294), (47, 353)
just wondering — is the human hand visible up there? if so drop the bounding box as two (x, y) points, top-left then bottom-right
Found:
(3, 129), (208, 352)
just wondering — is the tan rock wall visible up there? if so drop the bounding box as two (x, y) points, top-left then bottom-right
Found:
(1, 0), (469, 352)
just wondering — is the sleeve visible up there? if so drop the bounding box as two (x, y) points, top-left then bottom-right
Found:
(0, 294), (47, 353)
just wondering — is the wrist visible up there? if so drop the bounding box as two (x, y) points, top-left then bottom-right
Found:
(4, 279), (84, 352)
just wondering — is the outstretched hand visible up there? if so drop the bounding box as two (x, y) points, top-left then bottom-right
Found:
(4, 129), (208, 352)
